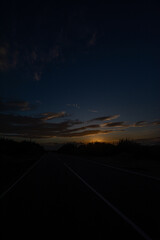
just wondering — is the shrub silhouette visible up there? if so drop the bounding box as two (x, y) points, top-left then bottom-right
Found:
(0, 138), (44, 156)
(58, 139), (160, 161)
(0, 138), (45, 193)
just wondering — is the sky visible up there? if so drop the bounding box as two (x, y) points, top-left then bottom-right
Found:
(0, 1), (160, 146)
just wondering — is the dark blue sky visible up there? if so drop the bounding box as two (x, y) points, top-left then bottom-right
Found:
(0, 1), (160, 145)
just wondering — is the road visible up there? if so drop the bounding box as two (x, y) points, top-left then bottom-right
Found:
(1, 152), (160, 239)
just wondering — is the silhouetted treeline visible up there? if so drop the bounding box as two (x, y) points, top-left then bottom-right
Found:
(58, 140), (160, 160)
(0, 138), (44, 157)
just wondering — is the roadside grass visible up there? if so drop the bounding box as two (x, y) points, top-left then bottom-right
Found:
(0, 138), (45, 194)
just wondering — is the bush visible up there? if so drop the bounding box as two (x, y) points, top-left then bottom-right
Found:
(0, 138), (44, 156)
(58, 139), (160, 160)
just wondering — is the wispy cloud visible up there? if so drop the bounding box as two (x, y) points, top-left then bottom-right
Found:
(101, 121), (130, 128)
(61, 130), (101, 137)
(62, 124), (100, 134)
(133, 120), (160, 128)
(152, 121), (160, 126)
(0, 113), (81, 138)
(0, 45), (19, 71)
(134, 121), (149, 127)
(88, 109), (98, 113)
(40, 112), (69, 121)
(0, 112), (113, 139)
(0, 110), (159, 139)
(88, 32), (97, 46)
(0, 99), (35, 112)
(34, 72), (42, 81)
(60, 129), (113, 138)
(89, 114), (120, 122)
(49, 46), (60, 59)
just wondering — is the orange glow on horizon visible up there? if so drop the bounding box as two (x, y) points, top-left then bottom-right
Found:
(80, 134), (120, 144)
(87, 136), (107, 143)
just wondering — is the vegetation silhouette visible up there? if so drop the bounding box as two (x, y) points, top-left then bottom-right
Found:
(0, 138), (45, 194)
(58, 139), (160, 161)
(0, 138), (44, 156)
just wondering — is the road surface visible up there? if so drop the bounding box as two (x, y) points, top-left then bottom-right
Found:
(1, 153), (160, 239)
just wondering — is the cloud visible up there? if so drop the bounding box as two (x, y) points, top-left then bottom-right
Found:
(62, 124), (100, 134)
(61, 130), (101, 137)
(133, 121), (160, 128)
(88, 32), (97, 46)
(40, 111), (69, 120)
(0, 45), (19, 71)
(101, 121), (130, 128)
(101, 120), (160, 129)
(34, 72), (41, 81)
(0, 99), (35, 112)
(134, 121), (148, 127)
(0, 111), (159, 140)
(60, 129), (113, 138)
(0, 113), (69, 138)
(88, 109), (98, 113)
(0, 113), (111, 139)
(0, 42), (60, 80)
(152, 121), (160, 126)
(89, 114), (120, 122)
(0, 112), (85, 138)
(49, 46), (60, 59)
